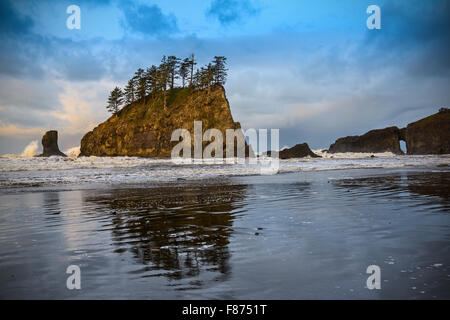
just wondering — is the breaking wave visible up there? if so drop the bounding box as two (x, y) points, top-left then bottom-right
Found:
(0, 153), (448, 188)
(65, 146), (81, 158)
(21, 140), (39, 157)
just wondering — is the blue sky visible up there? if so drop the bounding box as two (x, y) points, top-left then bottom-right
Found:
(0, 0), (449, 154)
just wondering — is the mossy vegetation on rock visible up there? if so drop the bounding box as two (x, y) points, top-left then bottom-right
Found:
(80, 85), (242, 157)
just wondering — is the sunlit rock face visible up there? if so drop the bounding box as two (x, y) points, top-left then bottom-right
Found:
(38, 130), (67, 157)
(80, 85), (242, 158)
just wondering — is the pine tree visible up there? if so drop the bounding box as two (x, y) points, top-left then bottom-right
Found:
(146, 65), (158, 94)
(193, 69), (201, 90)
(134, 68), (147, 101)
(200, 64), (215, 89)
(189, 53), (197, 87)
(212, 56), (227, 85)
(166, 56), (180, 89)
(106, 87), (124, 114)
(124, 79), (136, 105)
(179, 58), (190, 88)
(105, 54), (228, 113)
(158, 56), (170, 110)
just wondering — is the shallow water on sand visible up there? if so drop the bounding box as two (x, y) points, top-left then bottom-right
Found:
(0, 166), (449, 299)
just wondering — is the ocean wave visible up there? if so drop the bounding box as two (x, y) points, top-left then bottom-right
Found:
(64, 146), (81, 158)
(21, 140), (39, 157)
(0, 154), (448, 187)
(312, 149), (396, 159)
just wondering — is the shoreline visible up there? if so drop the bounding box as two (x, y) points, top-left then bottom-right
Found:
(1, 165), (449, 194)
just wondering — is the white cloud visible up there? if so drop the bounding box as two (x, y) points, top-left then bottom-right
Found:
(51, 79), (112, 136)
(0, 120), (43, 137)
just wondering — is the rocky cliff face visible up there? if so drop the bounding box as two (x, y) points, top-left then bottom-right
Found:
(329, 126), (403, 154)
(403, 109), (450, 154)
(80, 85), (243, 157)
(328, 110), (450, 155)
(38, 130), (67, 157)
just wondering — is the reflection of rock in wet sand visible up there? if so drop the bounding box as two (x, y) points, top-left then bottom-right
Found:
(405, 172), (450, 200)
(43, 191), (62, 215)
(84, 183), (247, 281)
(333, 172), (450, 202)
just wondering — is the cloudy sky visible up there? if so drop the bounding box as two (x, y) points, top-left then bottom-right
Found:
(0, 0), (449, 154)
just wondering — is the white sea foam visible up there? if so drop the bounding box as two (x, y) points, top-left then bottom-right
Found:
(65, 146), (81, 158)
(0, 153), (448, 187)
(312, 149), (396, 159)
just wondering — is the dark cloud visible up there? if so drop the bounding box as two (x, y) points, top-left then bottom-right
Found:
(0, 34), (111, 81)
(369, 0), (450, 44)
(58, 55), (107, 81)
(48, 38), (110, 81)
(42, 0), (111, 6)
(207, 0), (260, 25)
(0, 0), (33, 35)
(363, 0), (450, 77)
(120, 1), (178, 36)
(0, 37), (45, 77)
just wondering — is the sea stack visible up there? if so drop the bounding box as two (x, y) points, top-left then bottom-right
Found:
(278, 143), (320, 159)
(80, 85), (246, 157)
(38, 130), (67, 157)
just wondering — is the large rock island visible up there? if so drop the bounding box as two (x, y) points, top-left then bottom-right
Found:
(80, 85), (243, 157)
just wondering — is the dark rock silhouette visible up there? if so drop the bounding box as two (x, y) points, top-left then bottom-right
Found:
(268, 143), (320, 159)
(328, 110), (449, 155)
(38, 130), (67, 157)
(403, 109), (450, 154)
(329, 126), (403, 154)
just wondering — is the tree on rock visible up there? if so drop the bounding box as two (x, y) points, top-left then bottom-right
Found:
(179, 58), (190, 88)
(107, 87), (124, 114)
(106, 54), (229, 111)
(212, 56), (227, 85)
(167, 56), (180, 89)
(188, 53), (197, 87)
(158, 56), (170, 110)
(146, 65), (158, 94)
(124, 79), (136, 105)
(134, 68), (147, 101)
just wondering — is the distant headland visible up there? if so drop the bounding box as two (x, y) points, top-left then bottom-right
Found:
(327, 108), (450, 155)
